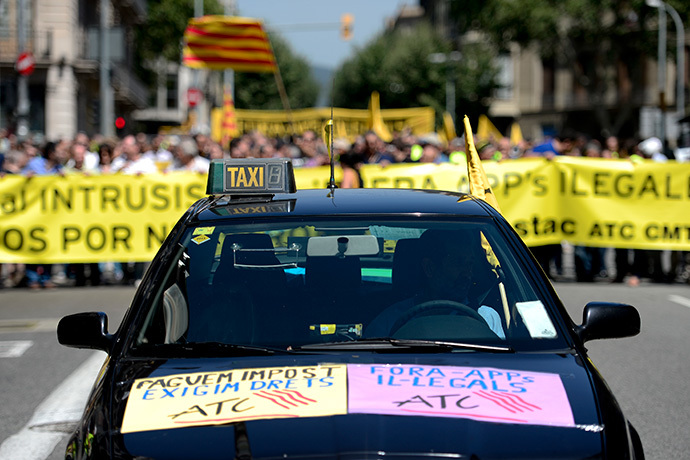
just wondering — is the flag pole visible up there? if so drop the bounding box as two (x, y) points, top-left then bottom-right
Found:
(463, 115), (511, 329)
(270, 55), (294, 135)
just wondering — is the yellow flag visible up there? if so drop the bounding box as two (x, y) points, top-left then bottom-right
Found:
(477, 114), (502, 142)
(367, 91), (393, 142)
(464, 115), (501, 212)
(442, 112), (457, 142)
(465, 115), (509, 326)
(221, 86), (239, 147)
(510, 122), (523, 145)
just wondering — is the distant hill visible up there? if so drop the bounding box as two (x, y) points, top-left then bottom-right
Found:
(311, 65), (334, 107)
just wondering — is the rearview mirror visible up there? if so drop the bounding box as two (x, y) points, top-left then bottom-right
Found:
(307, 235), (380, 257)
(576, 302), (640, 343)
(57, 312), (114, 352)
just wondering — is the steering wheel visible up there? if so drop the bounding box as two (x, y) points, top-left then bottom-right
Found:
(390, 300), (485, 335)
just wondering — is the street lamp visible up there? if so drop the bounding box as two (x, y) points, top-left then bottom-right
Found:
(646, 0), (685, 145)
(428, 51), (462, 124)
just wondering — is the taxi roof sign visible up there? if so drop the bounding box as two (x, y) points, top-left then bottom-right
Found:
(207, 158), (297, 195)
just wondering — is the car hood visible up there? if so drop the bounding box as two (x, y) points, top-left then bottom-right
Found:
(110, 352), (609, 459)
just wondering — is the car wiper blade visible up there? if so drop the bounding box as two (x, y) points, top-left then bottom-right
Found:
(295, 338), (514, 353)
(134, 342), (294, 357)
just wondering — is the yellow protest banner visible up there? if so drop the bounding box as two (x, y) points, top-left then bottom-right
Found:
(211, 106), (435, 141)
(121, 364), (347, 433)
(297, 158), (690, 250)
(0, 173), (207, 263)
(2, 157), (690, 264)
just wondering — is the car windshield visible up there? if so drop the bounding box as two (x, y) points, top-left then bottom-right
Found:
(132, 217), (569, 354)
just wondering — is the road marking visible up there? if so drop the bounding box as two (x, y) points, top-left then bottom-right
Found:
(0, 319), (60, 333)
(0, 341), (33, 358)
(0, 352), (106, 460)
(669, 295), (690, 309)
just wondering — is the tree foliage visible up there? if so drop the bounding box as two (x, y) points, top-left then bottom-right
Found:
(451, 0), (690, 136)
(331, 22), (499, 125)
(133, 0), (223, 87)
(135, 0), (223, 63)
(234, 33), (319, 110)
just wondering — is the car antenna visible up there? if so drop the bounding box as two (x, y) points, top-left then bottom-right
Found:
(325, 104), (337, 193)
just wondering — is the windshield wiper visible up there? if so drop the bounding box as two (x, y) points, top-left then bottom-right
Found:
(295, 338), (514, 353)
(133, 342), (295, 357)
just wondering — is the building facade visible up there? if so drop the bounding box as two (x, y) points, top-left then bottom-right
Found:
(0, 0), (147, 141)
(412, 0), (689, 146)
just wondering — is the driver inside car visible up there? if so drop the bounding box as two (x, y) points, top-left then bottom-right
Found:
(366, 229), (506, 339)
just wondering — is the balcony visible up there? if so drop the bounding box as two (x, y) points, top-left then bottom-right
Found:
(0, 29), (52, 65)
(112, 65), (148, 109)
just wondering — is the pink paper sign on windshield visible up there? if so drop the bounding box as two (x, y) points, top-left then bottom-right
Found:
(347, 364), (575, 427)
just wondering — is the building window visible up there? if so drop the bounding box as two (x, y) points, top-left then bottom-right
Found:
(494, 54), (514, 100)
(0, 1), (9, 38)
(166, 73), (178, 110)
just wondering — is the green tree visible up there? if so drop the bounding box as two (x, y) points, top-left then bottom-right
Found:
(452, 0), (690, 137)
(134, 0), (223, 85)
(331, 22), (499, 126)
(234, 33), (319, 110)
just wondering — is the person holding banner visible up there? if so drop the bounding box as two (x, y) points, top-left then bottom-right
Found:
(112, 135), (158, 175)
(21, 141), (65, 289)
(172, 137), (210, 174)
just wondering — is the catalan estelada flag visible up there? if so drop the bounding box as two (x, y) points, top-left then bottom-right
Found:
(183, 16), (277, 72)
(221, 86), (239, 148)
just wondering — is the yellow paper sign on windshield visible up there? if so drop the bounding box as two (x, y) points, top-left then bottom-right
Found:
(121, 364), (347, 433)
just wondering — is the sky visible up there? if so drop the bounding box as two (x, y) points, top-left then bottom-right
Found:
(234, 0), (410, 70)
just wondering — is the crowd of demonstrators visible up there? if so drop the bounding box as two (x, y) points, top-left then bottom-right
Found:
(1, 126), (689, 289)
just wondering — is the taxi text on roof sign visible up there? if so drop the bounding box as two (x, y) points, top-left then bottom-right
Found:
(207, 158), (296, 195)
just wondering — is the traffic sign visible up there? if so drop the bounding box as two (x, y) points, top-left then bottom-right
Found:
(187, 87), (203, 107)
(16, 51), (35, 76)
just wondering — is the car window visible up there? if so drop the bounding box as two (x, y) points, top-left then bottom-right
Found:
(133, 218), (567, 353)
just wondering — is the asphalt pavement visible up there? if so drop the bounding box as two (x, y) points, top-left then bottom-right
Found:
(0, 280), (689, 459)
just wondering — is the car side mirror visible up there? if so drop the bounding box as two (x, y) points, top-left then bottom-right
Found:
(576, 302), (640, 343)
(57, 312), (115, 352)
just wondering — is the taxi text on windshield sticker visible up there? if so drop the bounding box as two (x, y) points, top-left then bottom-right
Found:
(347, 364), (575, 428)
(120, 365), (347, 434)
(121, 364), (574, 433)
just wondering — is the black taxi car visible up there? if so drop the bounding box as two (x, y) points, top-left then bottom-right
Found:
(58, 158), (644, 459)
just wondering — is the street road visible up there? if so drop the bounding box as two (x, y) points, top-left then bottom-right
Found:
(0, 281), (688, 459)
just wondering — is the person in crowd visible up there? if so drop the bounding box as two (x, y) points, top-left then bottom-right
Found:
(0, 147), (28, 288)
(230, 136), (252, 159)
(97, 142), (116, 173)
(207, 141), (226, 160)
(416, 134), (448, 163)
(21, 141), (66, 289)
(172, 136), (210, 173)
(362, 130), (394, 165)
(0, 148), (29, 175)
(74, 132), (100, 170)
(65, 139), (99, 174)
(22, 140), (64, 176)
(496, 137), (513, 160)
(112, 135), (158, 175)
(143, 134), (174, 172)
(602, 135), (620, 158)
(478, 141), (500, 161)
(335, 138), (363, 189)
(296, 129), (329, 167)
